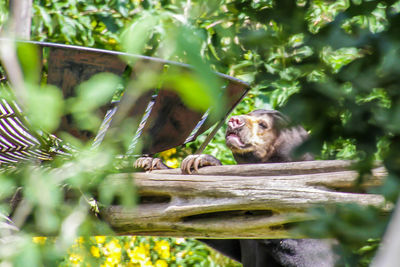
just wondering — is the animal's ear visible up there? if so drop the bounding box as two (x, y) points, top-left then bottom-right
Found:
(271, 111), (290, 131)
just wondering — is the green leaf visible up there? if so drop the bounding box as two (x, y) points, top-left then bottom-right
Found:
(69, 73), (122, 131)
(35, 6), (53, 35)
(121, 12), (159, 55)
(16, 43), (41, 85)
(162, 72), (215, 112)
(320, 46), (363, 73)
(26, 84), (64, 132)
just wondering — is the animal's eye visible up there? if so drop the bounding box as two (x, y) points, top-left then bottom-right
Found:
(258, 122), (268, 129)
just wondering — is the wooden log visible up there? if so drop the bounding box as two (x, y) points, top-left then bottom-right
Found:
(100, 161), (389, 238)
(151, 160), (357, 176)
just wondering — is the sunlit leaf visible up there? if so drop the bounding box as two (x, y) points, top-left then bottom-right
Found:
(320, 47), (363, 73)
(121, 12), (159, 55)
(26, 84), (64, 132)
(16, 43), (41, 85)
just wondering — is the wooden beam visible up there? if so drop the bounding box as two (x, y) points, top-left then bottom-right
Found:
(151, 160), (374, 176)
(100, 161), (389, 238)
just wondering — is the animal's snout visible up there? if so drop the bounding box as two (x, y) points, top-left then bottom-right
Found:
(228, 116), (245, 129)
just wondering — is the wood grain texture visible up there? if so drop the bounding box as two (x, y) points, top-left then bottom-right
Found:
(100, 161), (389, 238)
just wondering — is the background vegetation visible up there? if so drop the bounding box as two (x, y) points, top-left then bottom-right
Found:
(1, 0), (400, 266)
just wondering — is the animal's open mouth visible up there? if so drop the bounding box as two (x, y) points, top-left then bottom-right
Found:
(226, 132), (245, 147)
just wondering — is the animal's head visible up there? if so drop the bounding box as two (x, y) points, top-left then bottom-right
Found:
(225, 109), (290, 161)
(225, 109), (296, 163)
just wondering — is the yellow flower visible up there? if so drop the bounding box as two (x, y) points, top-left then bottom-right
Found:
(32, 236), (47, 245)
(124, 236), (137, 250)
(91, 246), (101, 258)
(69, 253), (83, 265)
(103, 239), (122, 265)
(124, 241), (131, 250)
(142, 261), (155, 267)
(155, 259), (168, 267)
(101, 260), (124, 267)
(128, 243), (150, 263)
(108, 38), (117, 45)
(154, 240), (170, 259)
(159, 148), (177, 159)
(165, 158), (179, 168)
(104, 239), (121, 253)
(104, 254), (121, 266)
(75, 237), (85, 244)
(95, 236), (106, 244)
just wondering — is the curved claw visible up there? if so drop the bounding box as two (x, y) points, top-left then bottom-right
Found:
(151, 158), (161, 170)
(133, 157), (145, 168)
(181, 154), (222, 174)
(181, 155), (194, 174)
(134, 157), (169, 171)
(193, 156), (202, 173)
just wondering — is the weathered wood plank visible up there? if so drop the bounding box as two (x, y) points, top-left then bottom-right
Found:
(151, 160), (375, 176)
(100, 161), (389, 238)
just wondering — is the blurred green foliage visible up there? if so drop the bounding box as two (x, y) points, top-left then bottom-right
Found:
(1, 0), (400, 266)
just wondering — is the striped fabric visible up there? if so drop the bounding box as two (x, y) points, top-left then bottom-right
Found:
(0, 90), (154, 165)
(0, 98), (68, 165)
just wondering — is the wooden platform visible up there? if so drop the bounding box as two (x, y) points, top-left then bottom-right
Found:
(100, 160), (388, 238)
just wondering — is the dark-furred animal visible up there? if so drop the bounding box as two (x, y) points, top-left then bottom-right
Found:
(135, 109), (336, 267)
(181, 109), (313, 174)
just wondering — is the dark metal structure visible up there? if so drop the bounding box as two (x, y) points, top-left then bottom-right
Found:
(0, 40), (249, 163)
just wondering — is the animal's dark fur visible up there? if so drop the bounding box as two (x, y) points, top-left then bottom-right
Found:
(184, 110), (335, 267)
(136, 109), (335, 266)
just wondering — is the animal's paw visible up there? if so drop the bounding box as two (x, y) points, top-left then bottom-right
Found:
(181, 154), (222, 174)
(134, 157), (169, 171)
